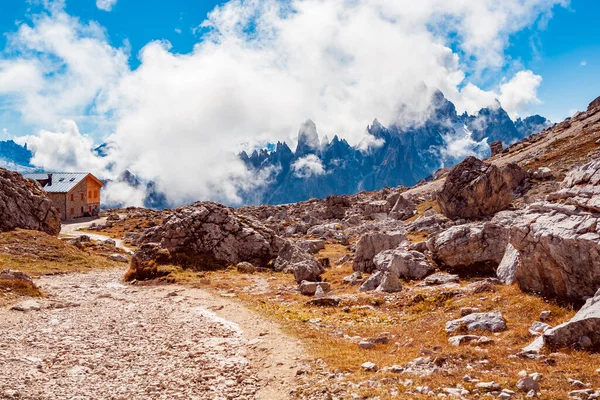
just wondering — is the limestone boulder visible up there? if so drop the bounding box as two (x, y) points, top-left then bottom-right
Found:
(436, 156), (525, 219)
(325, 195), (351, 219)
(496, 244), (520, 284)
(135, 201), (283, 270)
(445, 312), (507, 333)
(509, 202), (600, 300)
(373, 249), (434, 280)
(353, 231), (407, 273)
(540, 289), (600, 351)
(0, 168), (61, 235)
(427, 220), (508, 275)
(503, 160), (600, 300)
(274, 241), (324, 283)
(389, 195), (416, 221)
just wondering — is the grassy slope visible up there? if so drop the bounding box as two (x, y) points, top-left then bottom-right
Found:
(0, 229), (122, 305)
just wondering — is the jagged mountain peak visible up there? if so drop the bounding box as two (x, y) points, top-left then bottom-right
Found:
(296, 119), (320, 156)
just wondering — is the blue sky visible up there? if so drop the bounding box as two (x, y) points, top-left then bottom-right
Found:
(0, 0), (598, 141)
(0, 0), (597, 205)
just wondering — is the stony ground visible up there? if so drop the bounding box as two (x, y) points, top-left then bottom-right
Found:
(0, 269), (304, 400)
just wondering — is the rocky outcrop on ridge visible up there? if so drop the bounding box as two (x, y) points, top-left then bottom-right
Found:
(508, 160), (600, 300)
(0, 168), (60, 235)
(437, 156), (526, 219)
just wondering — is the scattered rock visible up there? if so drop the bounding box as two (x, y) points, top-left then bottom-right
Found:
(448, 335), (494, 346)
(445, 312), (507, 333)
(275, 241), (324, 283)
(516, 377), (540, 393)
(375, 271), (402, 293)
(10, 300), (42, 312)
(359, 271), (382, 292)
(299, 281), (331, 296)
(108, 253), (128, 263)
(424, 272), (459, 285)
(236, 262), (256, 274)
(496, 243), (520, 284)
(529, 321), (552, 336)
(373, 249), (434, 280)
(389, 195), (416, 221)
(133, 202), (283, 273)
(358, 341), (375, 350)
(539, 311), (552, 322)
(353, 231), (407, 273)
(0, 269), (34, 285)
(342, 271), (363, 285)
(361, 362), (378, 372)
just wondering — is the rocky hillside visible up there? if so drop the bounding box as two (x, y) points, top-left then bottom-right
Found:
(240, 91), (550, 205)
(84, 94), (600, 399)
(0, 168), (61, 235)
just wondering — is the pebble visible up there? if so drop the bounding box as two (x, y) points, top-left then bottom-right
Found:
(361, 362), (378, 372)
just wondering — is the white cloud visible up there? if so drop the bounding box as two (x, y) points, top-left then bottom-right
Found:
(1, 0), (566, 205)
(498, 70), (543, 119)
(96, 0), (118, 12)
(292, 155), (326, 178)
(14, 119), (108, 172)
(581, 60), (587, 67)
(174, 28), (182, 34)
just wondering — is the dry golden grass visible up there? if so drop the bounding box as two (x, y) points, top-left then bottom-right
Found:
(522, 127), (600, 174)
(85, 215), (162, 242)
(150, 251), (600, 399)
(406, 200), (441, 223)
(0, 229), (123, 277)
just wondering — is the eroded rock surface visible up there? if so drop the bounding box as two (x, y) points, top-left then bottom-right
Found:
(373, 248), (434, 280)
(437, 156), (525, 219)
(0, 168), (60, 235)
(134, 201), (283, 271)
(509, 160), (600, 299)
(353, 231), (406, 273)
(428, 220), (508, 275)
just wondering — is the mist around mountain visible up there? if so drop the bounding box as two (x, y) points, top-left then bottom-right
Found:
(0, 91), (549, 209)
(0, 140), (34, 172)
(239, 91), (550, 205)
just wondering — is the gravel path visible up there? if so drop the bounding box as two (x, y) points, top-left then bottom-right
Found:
(0, 269), (304, 400)
(60, 217), (131, 253)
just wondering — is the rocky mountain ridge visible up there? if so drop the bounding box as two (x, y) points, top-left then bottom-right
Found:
(241, 91), (550, 205)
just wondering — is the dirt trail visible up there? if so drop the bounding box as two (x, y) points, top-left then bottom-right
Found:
(60, 217), (132, 253)
(0, 268), (304, 400)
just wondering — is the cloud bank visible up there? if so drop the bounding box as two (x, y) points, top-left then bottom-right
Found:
(0, 0), (568, 206)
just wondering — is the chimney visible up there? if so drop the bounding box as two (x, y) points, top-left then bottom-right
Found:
(490, 140), (503, 157)
(47, 173), (53, 186)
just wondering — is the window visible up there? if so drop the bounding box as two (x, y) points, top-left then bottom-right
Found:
(70, 194), (74, 201)
(81, 193), (84, 200)
(81, 207), (84, 214)
(70, 207), (74, 216)
(88, 190), (92, 199)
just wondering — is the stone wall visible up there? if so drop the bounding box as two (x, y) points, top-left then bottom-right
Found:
(48, 193), (67, 220)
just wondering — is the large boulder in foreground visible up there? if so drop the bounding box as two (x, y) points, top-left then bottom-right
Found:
(437, 156), (525, 219)
(133, 202), (283, 271)
(427, 217), (509, 275)
(509, 160), (600, 300)
(0, 168), (61, 235)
